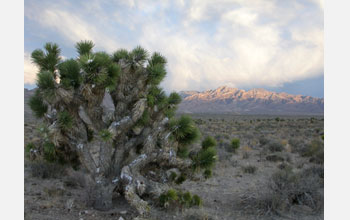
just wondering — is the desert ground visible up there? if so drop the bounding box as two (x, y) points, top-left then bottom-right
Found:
(24, 114), (324, 220)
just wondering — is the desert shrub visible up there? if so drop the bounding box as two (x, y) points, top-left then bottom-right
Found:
(193, 147), (217, 170)
(30, 161), (66, 179)
(169, 171), (178, 181)
(266, 154), (284, 162)
(64, 172), (87, 188)
(202, 136), (217, 150)
(268, 141), (283, 152)
(242, 165), (257, 174)
(240, 168), (323, 216)
(242, 151), (250, 159)
(259, 136), (269, 146)
(203, 169), (212, 179)
(309, 150), (324, 165)
(159, 189), (202, 208)
(191, 194), (203, 207)
(289, 138), (305, 153)
(302, 139), (323, 157)
(175, 173), (187, 185)
(230, 138), (240, 153)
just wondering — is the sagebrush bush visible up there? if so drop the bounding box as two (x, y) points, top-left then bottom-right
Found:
(268, 141), (283, 152)
(240, 167), (324, 215)
(242, 165), (257, 174)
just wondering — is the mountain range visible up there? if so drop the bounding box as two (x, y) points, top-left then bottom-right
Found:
(24, 86), (324, 120)
(177, 86), (323, 115)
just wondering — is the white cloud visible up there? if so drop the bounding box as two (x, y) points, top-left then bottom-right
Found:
(25, 0), (323, 91)
(26, 5), (120, 53)
(24, 52), (38, 85)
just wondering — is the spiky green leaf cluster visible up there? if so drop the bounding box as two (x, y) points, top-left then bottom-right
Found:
(58, 59), (81, 89)
(36, 71), (56, 96)
(58, 111), (73, 131)
(148, 52), (167, 66)
(168, 92), (182, 105)
(28, 91), (48, 118)
(129, 46), (149, 66)
(99, 129), (112, 142)
(112, 49), (129, 63)
(79, 51), (120, 88)
(147, 86), (167, 108)
(43, 141), (56, 162)
(146, 52), (167, 85)
(75, 40), (94, 56)
(31, 42), (61, 73)
(202, 136), (217, 150)
(147, 63), (166, 85)
(169, 115), (200, 146)
(194, 147), (217, 170)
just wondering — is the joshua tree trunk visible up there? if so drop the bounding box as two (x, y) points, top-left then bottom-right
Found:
(28, 41), (210, 215)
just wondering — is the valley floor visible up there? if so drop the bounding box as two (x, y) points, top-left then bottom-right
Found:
(24, 114), (324, 220)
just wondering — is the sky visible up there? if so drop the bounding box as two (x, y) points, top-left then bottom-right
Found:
(24, 0), (324, 98)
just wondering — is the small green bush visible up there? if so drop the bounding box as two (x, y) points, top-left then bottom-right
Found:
(202, 136), (217, 150)
(159, 189), (202, 208)
(191, 194), (203, 207)
(194, 147), (217, 170)
(175, 173), (187, 185)
(203, 169), (212, 179)
(230, 138), (240, 153)
(169, 172), (177, 181)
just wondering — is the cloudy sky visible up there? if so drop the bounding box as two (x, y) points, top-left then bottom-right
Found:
(24, 0), (324, 97)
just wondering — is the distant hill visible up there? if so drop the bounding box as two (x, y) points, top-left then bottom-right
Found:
(177, 86), (324, 115)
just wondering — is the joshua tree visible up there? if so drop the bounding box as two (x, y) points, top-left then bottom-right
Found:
(28, 41), (216, 214)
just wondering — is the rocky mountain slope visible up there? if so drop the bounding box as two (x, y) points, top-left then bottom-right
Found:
(177, 86), (324, 115)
